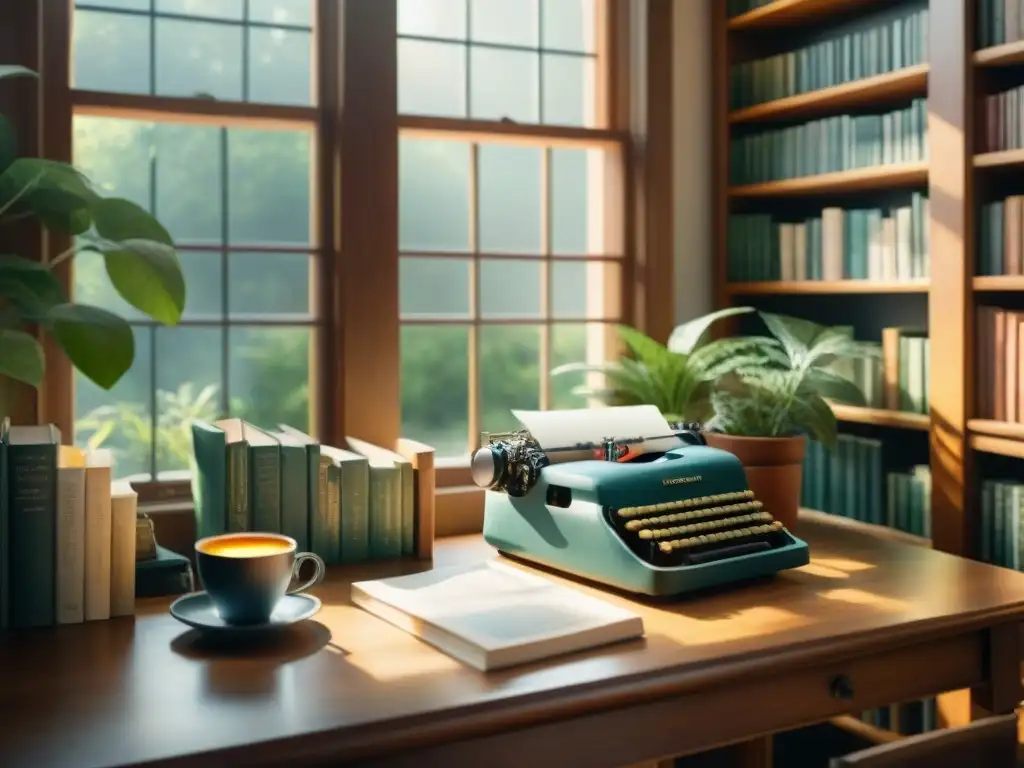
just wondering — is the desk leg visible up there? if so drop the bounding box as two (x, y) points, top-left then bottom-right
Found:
(939, 624), (1022, 728)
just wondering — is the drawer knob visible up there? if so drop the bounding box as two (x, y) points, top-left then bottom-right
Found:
(829, 674), (854, 700)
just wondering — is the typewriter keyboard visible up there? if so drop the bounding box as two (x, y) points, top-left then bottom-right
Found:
(611, 490), (790, 566)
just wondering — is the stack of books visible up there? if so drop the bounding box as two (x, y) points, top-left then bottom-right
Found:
(0, 420), (138, 630)
(978, 478), (1024, 568)
(976, 307), (1024, 422)
(801, 436), (931, 537)
(978, 196), (1024, 276)
(727, 195), (930, 283)
(880, 327), (929, 414)
(190, 419), (435, 565)
(977, 0), (1024, 47)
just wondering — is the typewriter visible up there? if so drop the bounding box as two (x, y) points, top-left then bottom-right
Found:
(471, 418), (809, 597)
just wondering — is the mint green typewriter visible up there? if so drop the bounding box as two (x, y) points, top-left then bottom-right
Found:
(471, 424), (809, 597)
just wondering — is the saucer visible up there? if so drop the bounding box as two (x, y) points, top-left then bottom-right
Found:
(169, 591), (321, 635)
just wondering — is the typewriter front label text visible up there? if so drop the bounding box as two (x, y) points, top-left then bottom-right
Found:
(663, 475), (702, 486)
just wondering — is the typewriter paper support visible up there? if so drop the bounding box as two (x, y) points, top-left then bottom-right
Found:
(473, 406), (810, 598)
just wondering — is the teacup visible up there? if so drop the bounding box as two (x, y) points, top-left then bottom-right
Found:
(194, 532), (325, 625)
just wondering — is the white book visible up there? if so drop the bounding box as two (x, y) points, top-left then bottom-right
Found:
(83, 449), (113, 621)
(351, 560), (644, 672)
(56, 446), (86, 625)
(109, 480), (137, 617)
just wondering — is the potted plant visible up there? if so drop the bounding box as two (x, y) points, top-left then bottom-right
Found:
(0, 64), (185, 417)
(551, 305), (762, 421)
(687, 311), (878, 530)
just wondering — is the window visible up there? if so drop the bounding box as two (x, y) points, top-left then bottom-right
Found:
(396, 0), (624, 460)
(14, 0), (666, 503)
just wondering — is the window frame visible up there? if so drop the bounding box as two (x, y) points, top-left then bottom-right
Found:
(10, 0), (675, 522)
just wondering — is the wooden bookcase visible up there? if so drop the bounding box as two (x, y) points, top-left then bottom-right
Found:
(710, 0), (1004, 562)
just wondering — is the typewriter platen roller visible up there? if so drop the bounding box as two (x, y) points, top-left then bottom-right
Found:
(474, 423), (809, 597)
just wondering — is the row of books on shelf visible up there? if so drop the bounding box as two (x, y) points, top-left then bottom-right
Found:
(0, 421), (138, 630)
(729, 99), (928, 185)
(978, 196), (1024, 276)
(726, 195), (929, 282)
(978, 478), (1024, 568)
(190, 419), (435, 567)
(729, 6), (928, 110)
(976, 306), (1024, 423)
(977, 0), (1024, 47)
(839, 327), (929, 416)
(801, 436), (932, 537)
(982, 85), (1024, 154)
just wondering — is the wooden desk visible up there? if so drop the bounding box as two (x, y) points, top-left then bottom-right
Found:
(2, 514), (1024, 768)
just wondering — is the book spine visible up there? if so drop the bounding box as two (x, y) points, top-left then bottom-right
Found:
(279, 446), (310, 552)
(84, 465), (112, 621)
(339, 461), (370, 564)
(250, 445), (282, 534)
(110, 494), (137, 617)
(225, 442), (251, 532)
(8, 442), (57, 628)
(56, 466), (86, 624)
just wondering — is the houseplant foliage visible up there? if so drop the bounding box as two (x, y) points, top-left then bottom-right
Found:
(0, 64), (185, 400)
(550, 305), (765, 423)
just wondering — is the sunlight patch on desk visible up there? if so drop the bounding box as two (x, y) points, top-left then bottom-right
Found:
(798, 562), (851, 580)
(646, 604), (811, 646)
(809, 556), (875, 574)
(818, 588), (910, 612)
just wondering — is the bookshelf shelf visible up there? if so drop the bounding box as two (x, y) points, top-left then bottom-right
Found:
(727, 280), (929, 296)
(729, 65), (929, 125)
(973, 40), (1024, 68)
(974, 149), (1024, 169)
(831, 404), (930, 431)
(729, 163), (928, 198)
(973, 275), (1024, 291)
(726, 0), (891, 30)
(969, 433), (1024, 460)
(968, 419), (1024, 441)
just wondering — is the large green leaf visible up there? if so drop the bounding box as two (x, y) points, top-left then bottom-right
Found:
(0, 328), (44, 387)
(0, 115), (16, 174)
(666, 305), (754, 355)
(100, 239), (185, 325)
(91, 197), (173, 245)
(45, 303), (134, 389)
(0, 254), (66, 316)
(806, 368), (867, 406)
(0, 65), (39, 81)
(0, 158), (97, 226)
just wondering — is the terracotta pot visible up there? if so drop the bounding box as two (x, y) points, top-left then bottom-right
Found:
(703, 432), (806, 532)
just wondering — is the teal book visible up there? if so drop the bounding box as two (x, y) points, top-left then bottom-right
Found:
(190, 420), (228, 541)
(0, 416), (8, 629)
(321, 445), (369, 564)
(272, 430), (310, 551)
(346, 437), (403, 560)
(214, 419), (254, 533)
(241, 424), (281, 535)
(7, 424), (60, 629)
(278, 425), (330, 563)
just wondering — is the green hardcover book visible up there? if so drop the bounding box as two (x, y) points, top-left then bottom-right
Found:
(844, 436), (859, 520)
(828, 437), (845, 517)
(981, 480), (994, 562)
(913, 465), (932, 538)
(213, 419), (252, 533)
(995, 481), (1006, 566)
(321, 445), (370, 563)
(868, 439), (883, 525)
(277, 425), (333, 564)
(0, 416), (8, 629)
(271, 430), (310, 552)
(346, 437), (404, 560)
(886, 473), (897, 529)
(190, 420), (228, 541)
(7, 424), (60, 629)
(1007, 485), (1021, 569)
(242, 424), (282, 535)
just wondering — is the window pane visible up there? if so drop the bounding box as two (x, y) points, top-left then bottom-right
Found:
(470, 48), (538, 123)
(155, 123), (223, 244)
(479, 145), (542, 254)
(248, 0), (314, 26)
(400, 258), (471, 319)
(480, 325), (541, 433)
(155, 327), (225, 474)
(480, 260), (542, 319)
(401, 325), (470, 458)
(542, 54), (595, 127)
(179, 251), (225, 317)
(74, 250), (143, 321)
(551, 147), (605, 255)
(550, 323), (606, 409)
(541, 0), (596, 53)
(398, 39), (466, 118)
(73, 11), (151, 94)
(74, 327), (153, 479)
(227, 128), (312, 246)
(399, 138), (471, 252)
(228, 327), (312, 433)
(155, 19), (243, 100)
(248, 27), (313, 106)
(552, 260), (620, 319)
(228, 252), (312, 317)
(155, 0), (244, 19)
(470, 0), (539, 47)
(73, 116), (152, 213)
(398, 0), (467, 39)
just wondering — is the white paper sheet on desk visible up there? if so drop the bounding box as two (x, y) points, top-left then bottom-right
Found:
(512, 405), (679, 460)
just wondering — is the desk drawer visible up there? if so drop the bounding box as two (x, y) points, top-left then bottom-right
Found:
(364, 632), (985, 768)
